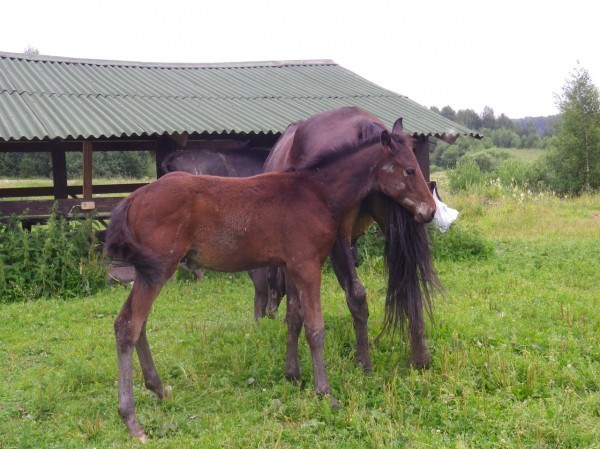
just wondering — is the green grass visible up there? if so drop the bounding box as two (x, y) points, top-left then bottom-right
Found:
(1, 192), (599, 448)
(499, 148), (546, 162)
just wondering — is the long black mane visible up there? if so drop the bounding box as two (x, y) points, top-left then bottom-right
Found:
(381, 196), (441, 339)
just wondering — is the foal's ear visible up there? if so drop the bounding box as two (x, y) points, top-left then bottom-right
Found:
(380, 130), (392, 147)
(392, 117), (404, 133)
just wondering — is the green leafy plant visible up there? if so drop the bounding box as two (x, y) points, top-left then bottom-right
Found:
(0, 206), (107, 302)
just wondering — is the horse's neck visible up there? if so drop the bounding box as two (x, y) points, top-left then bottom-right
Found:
(308, 148), (380, 216)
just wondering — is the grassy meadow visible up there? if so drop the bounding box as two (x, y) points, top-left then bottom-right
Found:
(0, 184), (598, 448)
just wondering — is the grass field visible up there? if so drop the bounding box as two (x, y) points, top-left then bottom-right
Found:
(0, 189), (598, 448)
(499, 148), (546, 162)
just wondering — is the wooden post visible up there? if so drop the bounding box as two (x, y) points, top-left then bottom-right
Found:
(155, 135), (177, 178)
(414, 136), (431, 182)
(82, 141), (93, 200)
(51, 143), (68, 199)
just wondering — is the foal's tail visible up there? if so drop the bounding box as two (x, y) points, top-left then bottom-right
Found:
(381, 197), (441, 338)
(105, 198), (165, 287)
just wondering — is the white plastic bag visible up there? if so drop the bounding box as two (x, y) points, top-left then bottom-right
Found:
(432, 186), (459, 232)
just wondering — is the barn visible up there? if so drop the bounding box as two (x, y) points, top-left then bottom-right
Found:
(0, 51), (478, 222)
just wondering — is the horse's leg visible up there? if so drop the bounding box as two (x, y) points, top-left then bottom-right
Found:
(135, 320), (165, 398)
(289, 264), (338, 408)
(407, 297), (430, 369)
(266, 267), (285, 318)
(329, 234), (372, 372)
(114, 279), (164, 442)
(249, 269), (268, 321)
(284, 275), (302, 382)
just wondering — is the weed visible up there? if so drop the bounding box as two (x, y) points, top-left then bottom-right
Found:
(0, 206), (107, 302)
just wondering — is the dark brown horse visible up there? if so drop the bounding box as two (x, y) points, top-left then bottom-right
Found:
(161, 146), (270, 178)
(106, 127), (435, 441)
(261, 107), (440, 371)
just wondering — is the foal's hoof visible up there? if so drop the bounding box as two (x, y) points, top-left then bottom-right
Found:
(137, 434), (148, 444)
(329, 395), (341, 410)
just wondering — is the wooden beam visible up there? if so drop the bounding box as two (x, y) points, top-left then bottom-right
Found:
(168, 132), (189, 148)
(0, 183), (147, 199)
(156, 135), (178, 177)
(0, 139), (158, 153)
(82, 141), (93, 200)
(0, 197), (122, 219)
(51, 143), (68, 199)
(414, 136), (431, 182)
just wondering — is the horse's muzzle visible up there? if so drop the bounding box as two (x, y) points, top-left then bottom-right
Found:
(416, 206), (436, 224)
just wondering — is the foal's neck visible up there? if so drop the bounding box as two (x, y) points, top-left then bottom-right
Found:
(307, 147), (380, 217)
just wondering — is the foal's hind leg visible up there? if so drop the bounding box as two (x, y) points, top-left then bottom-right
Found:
(114, 278), (165, 442)
(136, 321), (165, 398)
(330, 234), (372, 372)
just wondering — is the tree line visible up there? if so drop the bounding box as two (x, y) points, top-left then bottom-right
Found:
(436, 67), (599, 195)
(0, 150), (155, 180)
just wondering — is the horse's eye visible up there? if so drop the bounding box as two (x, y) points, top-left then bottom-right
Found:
(405, 168), (415, 176)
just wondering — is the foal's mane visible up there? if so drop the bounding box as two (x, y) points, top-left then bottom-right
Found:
(289, 131), (411, 173)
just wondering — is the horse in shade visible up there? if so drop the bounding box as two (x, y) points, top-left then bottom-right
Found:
(105, 126), (435, 441)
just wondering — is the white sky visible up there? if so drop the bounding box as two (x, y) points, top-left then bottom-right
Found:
(2, 0), (598, 118)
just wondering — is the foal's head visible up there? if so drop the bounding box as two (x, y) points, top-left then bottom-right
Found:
(375, 130), (436, 223)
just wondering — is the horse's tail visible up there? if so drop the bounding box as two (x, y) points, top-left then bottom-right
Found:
(105, 198), (165, 287)
(381, 197), (441, 338)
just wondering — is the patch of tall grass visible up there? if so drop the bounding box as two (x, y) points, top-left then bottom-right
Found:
(0, 206), (107, 302)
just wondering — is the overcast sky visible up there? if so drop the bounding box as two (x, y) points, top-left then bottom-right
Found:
(2, 0), (598, 118)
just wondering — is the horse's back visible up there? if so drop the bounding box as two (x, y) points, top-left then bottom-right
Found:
(124, 171), (334, 272)
(265, 107), (386, 173)
(163, 148), (269, 177)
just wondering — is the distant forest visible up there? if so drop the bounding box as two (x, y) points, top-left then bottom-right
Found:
(512, 115), (561, 136)
(427, 105), (561, 171)
(429, 105), (560, 137)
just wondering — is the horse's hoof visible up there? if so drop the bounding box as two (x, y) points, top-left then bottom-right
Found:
(411, 353), (431, 370)
(329, 395), (341, 410)
(355, 356), (372, 373)
(138, 434), (148, 444)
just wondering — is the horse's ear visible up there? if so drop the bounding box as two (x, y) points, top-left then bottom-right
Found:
(380, 130), (392, 147)
(392, 117), (404, 133)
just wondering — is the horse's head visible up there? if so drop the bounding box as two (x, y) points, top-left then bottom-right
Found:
(375, 130), (436, 223)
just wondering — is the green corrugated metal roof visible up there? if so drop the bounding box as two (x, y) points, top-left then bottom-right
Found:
(0, 51), (478, 142)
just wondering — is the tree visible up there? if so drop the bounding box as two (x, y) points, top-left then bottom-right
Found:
(547, 67), (600, 193)
(496, 113), (515, 131)
(440, 105), (457, 122)
(480, 106), (496, 130)
(456, 109), (482, 130)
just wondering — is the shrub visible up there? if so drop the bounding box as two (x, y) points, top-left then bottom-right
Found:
(447, 160), (487, 192)
(0, 207), (107, 302)
(429, 223), (494, 261)
(459, 149), (511, 173)
(496, 158), (531, 187)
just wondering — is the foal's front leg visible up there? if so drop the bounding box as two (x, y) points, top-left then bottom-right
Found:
(284, 275), (302, 382)
(288, 265), (338, 408)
